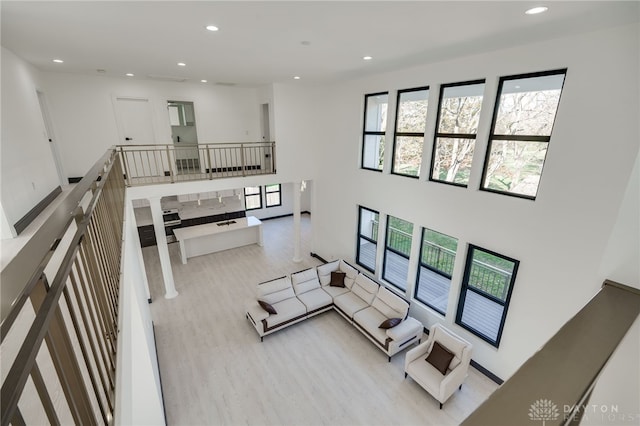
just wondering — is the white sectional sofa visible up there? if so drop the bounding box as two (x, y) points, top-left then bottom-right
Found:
(246, 259), (423, 361)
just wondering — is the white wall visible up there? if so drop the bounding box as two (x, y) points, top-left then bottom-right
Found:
(39, 72), (264, 177)
(1, 47), (60, 236)
(116, 201), (165, 425)
(301, 23), (639, 385)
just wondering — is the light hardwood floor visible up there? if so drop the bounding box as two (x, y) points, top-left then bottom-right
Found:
(143, 215), (498, 425)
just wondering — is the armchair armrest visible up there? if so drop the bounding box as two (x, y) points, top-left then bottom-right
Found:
(386, 317), (422, 341)
(404, 339), (431, 368)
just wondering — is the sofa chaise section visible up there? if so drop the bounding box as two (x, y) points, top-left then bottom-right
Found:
(353, 286), (423, 361)
(246, 275), (307, 341)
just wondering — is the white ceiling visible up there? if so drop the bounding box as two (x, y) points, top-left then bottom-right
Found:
(2, 1), (638, 87)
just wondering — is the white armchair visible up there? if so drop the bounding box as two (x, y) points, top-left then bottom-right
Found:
(404, 323), (472, 409)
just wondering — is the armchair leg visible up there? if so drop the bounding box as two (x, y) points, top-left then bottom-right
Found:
(260, 336), (263, 342)
(388, 356), (391, 362)
(439, 403), (443, 409)
(459, 384), (462, 390)
(404, 372), (407, 379)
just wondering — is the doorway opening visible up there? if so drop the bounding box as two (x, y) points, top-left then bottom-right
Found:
(167, 101), (199, 173)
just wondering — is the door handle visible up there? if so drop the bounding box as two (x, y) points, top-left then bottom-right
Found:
(125, 137), (133, 141)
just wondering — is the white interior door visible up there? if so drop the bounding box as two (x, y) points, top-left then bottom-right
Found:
(114, 97), (160, 177)
(37, 91), (65, 186)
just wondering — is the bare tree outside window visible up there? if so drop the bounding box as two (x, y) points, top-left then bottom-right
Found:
(482, 70), (566, 198)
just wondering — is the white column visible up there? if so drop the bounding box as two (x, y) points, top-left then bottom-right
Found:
(149, 197), (178, 299)
(292, 181), (302, 263)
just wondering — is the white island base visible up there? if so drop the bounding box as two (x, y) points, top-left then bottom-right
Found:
(173, 216), (263, 264)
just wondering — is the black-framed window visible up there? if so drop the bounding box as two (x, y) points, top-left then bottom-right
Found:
(430, 80), (485, 186)
(382, 216), (413, 291)
(244, 186), (262, 210)
(391, 87), (429, 178)
(455, 244), (519, 347)
(481, 69), (567, 199)
(414, 228), (458, 315)
(361, 92), (388, 171)
(356, 206), (379, 272)
(265, 184), (281, 207)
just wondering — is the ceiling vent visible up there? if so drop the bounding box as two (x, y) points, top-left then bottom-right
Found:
(146, 74), (188, 82)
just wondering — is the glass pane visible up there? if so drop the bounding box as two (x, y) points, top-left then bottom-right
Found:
(386, 216), (413, 257)
(362, 134), (385, 170)
(460, 289), (503, 342)
(468, 248), (517, 302)
(266, 192), (280, 206)
(393, 136), (423, 177)
(364, 93), (388, 132)
(359, 208), (378, 240)
(265, 184), (279, 192)
(245, 195), (261, 210)
(483, 140), (548, 197)
(494, 73), (565, 136)
(415, 265), (450, 314)
(358, 237), (376, 271)
(438, 83), (484, 134)
(396, 89), (428, 133)
(421, 228), (458, 276)
(244, 186), (260, 195)
(383, 250), (408, 291)
(431, 137), (475, 185)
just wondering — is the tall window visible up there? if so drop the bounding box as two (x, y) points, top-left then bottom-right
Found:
(392, 87), (429, 177)
(482, 69), (567, 199)
(382, 216), (413, 291)
(414, 228), (458, 315)
(430, 80), (485, 186)
(456, 245), (519, 347)
(265, 184), (281, 207)
(361, 92), (388, 171)
(244, 186), (262, 210)
(356, 206), (379, 272)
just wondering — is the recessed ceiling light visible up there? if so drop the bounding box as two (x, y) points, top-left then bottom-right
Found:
(205, 25), (219, 32)
(201, 79), (208, 83)
(301, 41), (311, 46)
(177, 62), (186, 67)
(52, 59), (64, 63)
(125, 73), (134, 77)
(293, 76), (301, 80)
(363, 56), (373, 61)
(525, 6), (548, 15)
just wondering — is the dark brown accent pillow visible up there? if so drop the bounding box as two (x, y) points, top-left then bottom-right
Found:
(258, 300), (277, 315)
(379, 317), (402, 329)
(426, 341), (455, 375)
(329, 271), (346, 287)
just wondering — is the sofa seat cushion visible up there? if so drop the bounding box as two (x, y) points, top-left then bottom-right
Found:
(323, 285), (350, 300)
(334, 292), (370, 319)
(406, 356), (447, 395)
(297, 288), (332, 313)
(265, 297), (307, 329)
(353, 306), (388, 345)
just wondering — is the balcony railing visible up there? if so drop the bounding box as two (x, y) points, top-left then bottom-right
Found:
(1, 149), (125, 425)
(117, 141), (276, 186)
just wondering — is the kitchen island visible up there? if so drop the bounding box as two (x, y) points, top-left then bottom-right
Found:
(173, 216), (263, 264)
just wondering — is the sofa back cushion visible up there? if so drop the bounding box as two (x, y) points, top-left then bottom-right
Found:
(371, 286), (409, 319)
(317, 260), (339, 286)
(339, 260), (359, 289)
(257, 276), (295, 304)
(351, 273), (379, 305)
(291, 267), (321, 295)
